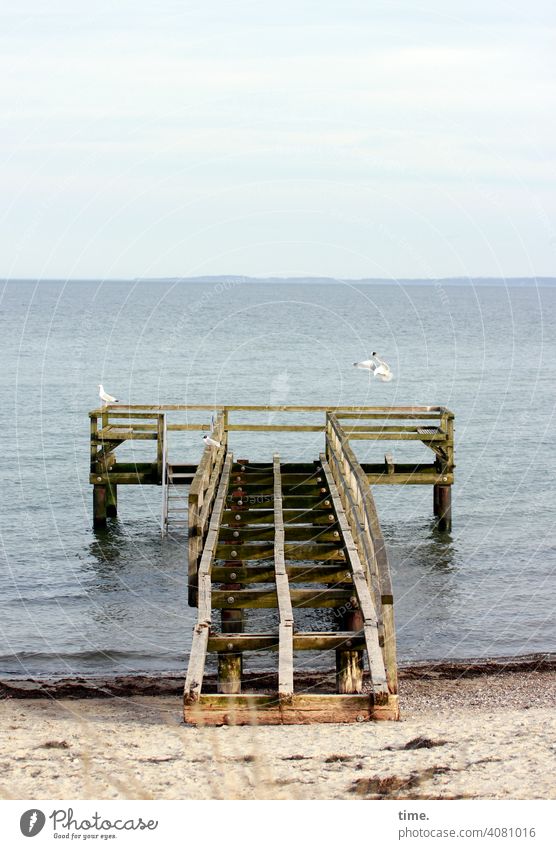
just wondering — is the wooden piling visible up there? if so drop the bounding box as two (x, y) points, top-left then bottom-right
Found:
(93, 485), (107, 529)
(336, 608), (364, 694)
(218, 576), (243, 694)
(436, 485), (452, 532)
(106, 483), (117, 518)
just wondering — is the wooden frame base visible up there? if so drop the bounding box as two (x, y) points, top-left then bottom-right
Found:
(183, 693), (399, 725)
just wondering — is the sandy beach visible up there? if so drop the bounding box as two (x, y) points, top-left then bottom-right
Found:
(1, 662), (554, 800)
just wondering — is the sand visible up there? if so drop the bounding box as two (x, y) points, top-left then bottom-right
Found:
(1, 668), (555, 800)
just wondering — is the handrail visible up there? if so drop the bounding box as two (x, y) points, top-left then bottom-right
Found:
(325, 412), (398, 694)
(188, 412), (228, 605)
(160, 413), (168, 535)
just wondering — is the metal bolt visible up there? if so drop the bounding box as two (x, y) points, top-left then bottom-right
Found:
(227, 643), (234, 650)
(328, 514), (334, 521)
(356, 715), (364, 723)
(443, 476), (448, 482)
(97, 477), (102, 482)
(320, 487), (327, 494)
(324, 500), (331, 507)
(317, 477), (322, 483)
(231, 550), (238, 558)
(333, 531), (340, 538)
(235, 514), (241, 520)
(241, 465), (246, 471)
(230, 573), (237, 580)
(237, 500), (243, 506)
(227, 596), (235, 604)
(237, 486), (243, 492)
(345, 572), (351, 580)
(346, 640), (352, 647)
(233, 530), (239, 537)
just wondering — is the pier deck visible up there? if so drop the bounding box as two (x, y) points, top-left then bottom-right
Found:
(89, 404), (454, 724)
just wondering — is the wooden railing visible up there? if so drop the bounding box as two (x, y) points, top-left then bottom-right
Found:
(325, 412), (398, 694)
(187, 412), (228, 606)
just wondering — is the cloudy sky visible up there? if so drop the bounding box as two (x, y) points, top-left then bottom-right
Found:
(1, 0), (555, 279)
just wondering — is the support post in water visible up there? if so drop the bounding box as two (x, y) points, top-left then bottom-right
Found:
(336, 606), (364, 694)
(93, 485), (107, 529)
(435, 485), (452, 532)
(106, 483), (117, 518)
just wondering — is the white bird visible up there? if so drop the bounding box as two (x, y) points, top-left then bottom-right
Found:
(353, 352), (393, 382)
(98, 384), (121, 406)
(203, 434), (221, 449)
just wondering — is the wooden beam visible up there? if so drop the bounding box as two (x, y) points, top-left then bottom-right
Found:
(184, 693), (400, 725)
(273, 455), (294, 701)
(183, 624), (209, 705)
(207, 632), (366, 652)
(211, 588), (353, 609)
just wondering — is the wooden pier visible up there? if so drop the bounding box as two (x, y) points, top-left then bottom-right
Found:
(89, 404), (454, 725)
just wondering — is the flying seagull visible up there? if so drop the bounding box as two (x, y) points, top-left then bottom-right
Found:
(203, 434), (221, 449)
(353, 352), (393, 382)
(98, 384), (120, 406)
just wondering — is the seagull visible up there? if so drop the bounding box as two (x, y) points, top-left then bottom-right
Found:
(353, 352), (393, 382)
(203, 434), (221, 449)
(98, 384), (121, 406)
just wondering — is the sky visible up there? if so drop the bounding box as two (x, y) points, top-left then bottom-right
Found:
(1, 0), (555, 280)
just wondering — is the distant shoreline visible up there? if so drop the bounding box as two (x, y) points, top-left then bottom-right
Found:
(2, 276), (556, 286)
(2, 652), (553, 700)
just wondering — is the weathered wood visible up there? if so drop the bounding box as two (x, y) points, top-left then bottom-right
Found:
(436, 485), (452, 532)
(217, 652), (242, 694)
(212, 563), (352, 584)
(93, 485), (107, 529)
(273, 455), (294, 700)
(320, 454), (389, 702)
(336, 608), (364, 694)
(183, 624), (210, 704)
(211, 588), (353, 608)
(215, 542), (345, 561)
(222, 509), (335, 526)
(219, 525), (339, 543)
(106, 483), (117, 517)
(184, 693), (400, 725)
(207, 632), (366, 652)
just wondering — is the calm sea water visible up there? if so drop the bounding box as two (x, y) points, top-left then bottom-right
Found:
(0, 279), (554, 677)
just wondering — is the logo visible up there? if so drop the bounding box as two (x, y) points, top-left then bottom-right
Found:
(20, 810), (46, 837)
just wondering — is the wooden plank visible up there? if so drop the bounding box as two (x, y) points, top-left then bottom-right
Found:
(222, 508), (336, 525)
(197, 454), (234, 579)
(96, 403), (445, 412)
(207, 632), (366, 652)
(183, 624), (209, 704)
(219, 526), (339, 543)
(273, 455), (294, 700)
(212, 563), (352, 584)
(214, 542), (346, 561)
(184, 693), (400, 725)
(278, 623), (294, 701)
(211, 588), (352, 608)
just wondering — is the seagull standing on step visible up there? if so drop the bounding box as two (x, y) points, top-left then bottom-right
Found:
(353, 352), (393, 382)
(203, 434), (221, 449)
(98, 384), (121, 406)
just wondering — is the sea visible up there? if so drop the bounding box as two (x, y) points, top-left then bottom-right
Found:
(0, 278), (554, 678)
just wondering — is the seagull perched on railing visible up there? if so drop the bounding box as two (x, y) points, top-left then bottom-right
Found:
(98, 384), (121, 406)
(353, 352), (393, 382)
(203, 434), (221, 449)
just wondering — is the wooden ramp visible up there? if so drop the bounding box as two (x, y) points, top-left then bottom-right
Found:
(184, 420), (401, 724)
